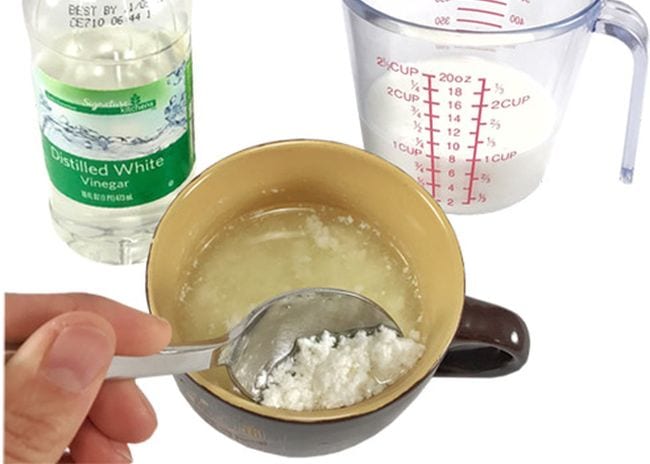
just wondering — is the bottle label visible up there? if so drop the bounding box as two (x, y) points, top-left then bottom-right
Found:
(35, 58), (195, 208)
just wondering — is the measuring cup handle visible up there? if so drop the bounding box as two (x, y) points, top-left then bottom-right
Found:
(435, 297), (530, 377)
(594, 0), (648, 183)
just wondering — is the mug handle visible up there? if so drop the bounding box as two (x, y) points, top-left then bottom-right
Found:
(594, 0), (648, 183)
(435, 297), (530, 377)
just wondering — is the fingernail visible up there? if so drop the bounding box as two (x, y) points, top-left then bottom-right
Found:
(111, 442), (133, 463)
(41, 325), (113, 392)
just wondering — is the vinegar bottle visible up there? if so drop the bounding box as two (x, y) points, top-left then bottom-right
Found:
(23, 0), (195, 264)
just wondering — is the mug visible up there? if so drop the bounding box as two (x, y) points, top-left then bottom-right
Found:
(146, 139), (530, 456)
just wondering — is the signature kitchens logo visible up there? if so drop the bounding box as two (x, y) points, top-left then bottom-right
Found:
(82, 93), (156, 114)
(46, 90), (157, 115)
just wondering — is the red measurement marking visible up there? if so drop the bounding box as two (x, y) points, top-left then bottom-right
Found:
(473, 0), (507, 5)
(457, 7), (505, 17)
(423, 74), (440, 199)
(457, 18), (503, 29)
(463, 78), (489, 206)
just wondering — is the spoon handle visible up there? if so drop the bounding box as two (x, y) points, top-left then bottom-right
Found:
(106, 343), (225, 379)
(5, 342), (226, 380)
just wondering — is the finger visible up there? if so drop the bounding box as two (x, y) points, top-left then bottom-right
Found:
(5, 293), (171, 355)
(89, 380), (157, 443)
(69, 420), (132, 463)
(4, 312), (115, 464)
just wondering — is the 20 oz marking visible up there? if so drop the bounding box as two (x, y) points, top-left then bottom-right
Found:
(439, 73), (472, 83)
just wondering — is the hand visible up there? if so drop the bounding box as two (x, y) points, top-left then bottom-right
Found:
(4, 293), (172, 463)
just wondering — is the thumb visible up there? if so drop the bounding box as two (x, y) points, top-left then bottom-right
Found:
(4, 312), (116, 463)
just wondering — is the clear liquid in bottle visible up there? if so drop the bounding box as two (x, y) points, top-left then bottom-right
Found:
(24, 1), (195, 264)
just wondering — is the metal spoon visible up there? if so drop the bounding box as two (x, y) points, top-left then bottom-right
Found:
(7, 289), (401, 402)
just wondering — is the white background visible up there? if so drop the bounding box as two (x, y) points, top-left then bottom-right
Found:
(2, 1), (650, 463)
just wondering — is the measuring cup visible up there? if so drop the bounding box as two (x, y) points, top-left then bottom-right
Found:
(343, 0), (648, 213)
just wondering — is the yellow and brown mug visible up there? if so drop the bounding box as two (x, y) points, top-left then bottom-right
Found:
(146, 140), (530, 456)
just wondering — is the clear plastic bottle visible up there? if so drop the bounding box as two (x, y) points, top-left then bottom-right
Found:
(23, 0), (194, 264)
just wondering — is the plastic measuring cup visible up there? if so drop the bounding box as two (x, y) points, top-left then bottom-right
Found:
(343, 0), (648, 214)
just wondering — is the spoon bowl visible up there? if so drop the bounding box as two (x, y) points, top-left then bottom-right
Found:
(106, 288), (401, 401)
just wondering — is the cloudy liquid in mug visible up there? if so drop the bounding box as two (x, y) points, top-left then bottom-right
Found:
(177, 205), (423, 348)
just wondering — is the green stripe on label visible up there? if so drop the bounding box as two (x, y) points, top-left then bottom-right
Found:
(44, 90), (157, 115)
(42, 133), (193, 208)
(37, 68), (167, 112)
